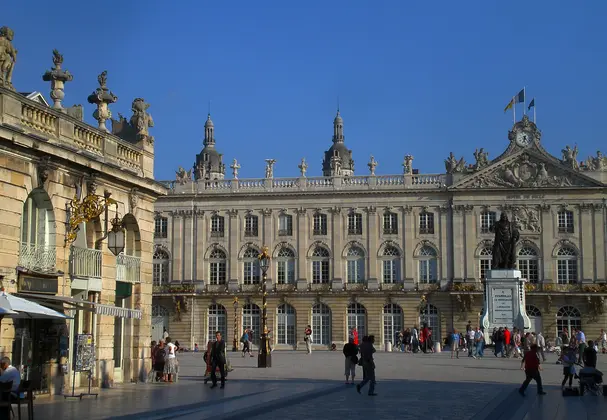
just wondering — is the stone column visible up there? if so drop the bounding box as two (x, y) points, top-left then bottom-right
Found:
(296, 208), (308, 290)
(452, 206), (466, 281)
(539, 205), (554, 283)
(365, 206), (379, 290)
(228, 210), (239, 290)
(402, 206), (414, 287)
(593, 204), (606, 281)
(579, 204), (594, 282)
(330, 207), (343, 288)
(195, 210), (206, 281)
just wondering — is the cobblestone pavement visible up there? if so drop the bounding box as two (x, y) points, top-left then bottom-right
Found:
(30, 350), (607, 419)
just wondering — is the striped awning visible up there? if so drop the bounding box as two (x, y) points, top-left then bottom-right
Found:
(94, 303), (142, 319)
(16, 293), (142, 320)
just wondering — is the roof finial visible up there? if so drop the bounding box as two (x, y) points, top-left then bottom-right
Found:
(208, 100), (211, 116)
(337, 95), (340, 114)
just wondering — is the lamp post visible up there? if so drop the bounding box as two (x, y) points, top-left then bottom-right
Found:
(107, 207), (125, 256)
(232, 297), (239, 352)
(257, 247), (271, 368)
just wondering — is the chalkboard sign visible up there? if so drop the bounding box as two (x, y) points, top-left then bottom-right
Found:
(75, 334), (95, 372)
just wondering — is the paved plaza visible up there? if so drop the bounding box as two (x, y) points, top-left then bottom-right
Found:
(32, 349), (607, 419)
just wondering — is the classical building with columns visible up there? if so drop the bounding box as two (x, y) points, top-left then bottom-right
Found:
(153, 112), (607, 351)
(0, 27), (165, 393)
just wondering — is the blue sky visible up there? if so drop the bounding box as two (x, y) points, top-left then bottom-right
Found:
(5, 1), (607, 180)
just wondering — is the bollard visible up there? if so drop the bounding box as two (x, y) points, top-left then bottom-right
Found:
(434, 342), (442, 353)
(385, 341), (392, 352)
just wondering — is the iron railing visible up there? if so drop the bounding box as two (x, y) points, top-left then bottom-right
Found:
(70, 246), (102, 278)
(19, 242), (56, 273)
(116, 253), (141, 284)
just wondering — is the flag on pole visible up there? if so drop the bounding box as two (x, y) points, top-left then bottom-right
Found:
(528, 98), (535, 110)
(515, 88), (525, 104)
(504, 97), (514, 113)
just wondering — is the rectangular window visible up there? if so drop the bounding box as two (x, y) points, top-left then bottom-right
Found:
(210, 216), (225, 237)
(244, 215), (258, 237)
(419, 259), (437, 283)
(557, 210), (574, 233)
(479, 259), (492, 280)
(278, 214), (293, 236)
(518, 260), (539, 283)
(243, 261), (260, 284)
(313, 213), (327, 236)
(312, 261), (330, 284)
(277, 260), (295, 284)
(382, 260), (399, 283)
(419, 212), (434, 234)
(383, 213), (398, 235)
(348, 213), (363, 235)
(209, 262), (226, 285)
(154, 217), (168, 238)
(347, 259), (364, 283)
(557, 260), (577, 284)
(479, 211), (496, 234)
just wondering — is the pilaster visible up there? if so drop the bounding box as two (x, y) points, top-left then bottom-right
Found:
(439, 204), (449, 283)
(402, 206), (414, 285)
(262, 208), (273, 251)
(593, 204), (606, 281)
(330, 206), (343, 282)
(228, 210), (239, 284)
(464, 208), (476, 280)
(452, 205), (465, 281)
(195, 210), (205, 281)
(539, 204), (553, 282)
(171, 212), (183, 281)
(183, 210), (193, 281)
(579, 204), (594, 281)
(296, 208), (307, 284)
(365, 206), (378, 289)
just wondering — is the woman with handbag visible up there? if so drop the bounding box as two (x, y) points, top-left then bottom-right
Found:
(343, 338), (358, 384)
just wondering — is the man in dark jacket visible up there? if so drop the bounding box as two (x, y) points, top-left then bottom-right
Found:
(343, 338), (358, 384)
(210, 331), (226, 389)
(583, 341), (597, 368)
(356, 335), (377, 396)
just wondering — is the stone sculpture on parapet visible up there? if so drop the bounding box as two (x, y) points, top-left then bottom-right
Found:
(88, 71), (118, 133)
(112, 98), (155, 145)
(0, 26), (17, 91)
(491, 213), (520, 269)
(42, 49), (73, 109)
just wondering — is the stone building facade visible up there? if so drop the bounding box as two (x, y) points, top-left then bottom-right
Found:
(0, 27), (165, 392)
(153, 110), (607, 352)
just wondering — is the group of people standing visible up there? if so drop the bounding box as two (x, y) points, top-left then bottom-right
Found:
(150, 334), (178, 383)
(394, 324), (434, 353)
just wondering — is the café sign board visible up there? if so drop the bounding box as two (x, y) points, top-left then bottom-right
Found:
(18, 276), (58, 294)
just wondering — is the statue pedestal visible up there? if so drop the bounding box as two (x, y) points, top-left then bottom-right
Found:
(480, 270), (530, 340)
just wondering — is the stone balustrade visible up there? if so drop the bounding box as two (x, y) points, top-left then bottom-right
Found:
(0, 87), (152, 178)
(165, 172), (447, 195)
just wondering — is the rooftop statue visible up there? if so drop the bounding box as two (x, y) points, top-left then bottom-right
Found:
(112, 98), (154, 144)
(0, 26), (17, 90)
(445, 152), (466, 174)
(491, 213), (520, 270)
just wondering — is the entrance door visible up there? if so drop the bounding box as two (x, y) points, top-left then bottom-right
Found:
(525, 305), (543, 334)
(151, 317), (166, 343)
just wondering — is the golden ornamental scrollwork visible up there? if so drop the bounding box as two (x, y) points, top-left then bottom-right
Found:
(65, 190), (116, 244)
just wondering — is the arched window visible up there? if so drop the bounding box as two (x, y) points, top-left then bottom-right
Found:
(381, 246), (401, 284)
(556, 247), (578, 284)
(311, 246), (330, 284)
(347, 303), (366, 339)
(518, 247), (539, 283)
(312, 303), (331, 345)
(526, 304), (543, 333)
(151, 305), (169, 317)
(208, 304), (227, 342)
(276, 247), (295, 284)
(20, 189), (56, 273)
(346, 246), (365, 284)
(209, 248), (227, 285)
(556, 306), (581, 338)
(242, 303), (261, 346)
(419, 304), (441, 344)
(153, 249), (170, 286)
(478, 247), (492, 280)
(418, 246), (438, 283)
(243, 247), (260, 284)
(383, 304), (403, 344)
(276, 303), (296, 345)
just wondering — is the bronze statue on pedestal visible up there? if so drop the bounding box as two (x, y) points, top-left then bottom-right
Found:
(491, 213), (520, 269)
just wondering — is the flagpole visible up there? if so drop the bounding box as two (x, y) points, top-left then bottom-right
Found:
(523, 87), (526, 116)
(513, 97), (516, 124)
(533, 101), (536, 124)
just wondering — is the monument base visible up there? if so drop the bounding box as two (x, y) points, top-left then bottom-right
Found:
(481, 269), (530, 341)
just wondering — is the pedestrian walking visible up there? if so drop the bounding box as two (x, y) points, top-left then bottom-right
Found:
(209, 331), (226, 389)
(304, 325), (312, 354)
(518, 344), (546, 396)
(356, 335), (377, 396)
(451, 329), (460, 359)
(343, 338), (358, 384)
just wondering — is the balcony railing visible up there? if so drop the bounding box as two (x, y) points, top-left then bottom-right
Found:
(313, 228), (327, 236)
(419, 227), (434, 234)
(154, 231), (168, 239)
(278, 229), (292, 236)
(116, 254), (141, 284)
(70, 246), (102, 278)
(211, 230), (224, 238)
(383, 228), (398, 235)
(19, 242), (56, 273)
(244, 229), (258, 237)
(348, 228), (363, 235)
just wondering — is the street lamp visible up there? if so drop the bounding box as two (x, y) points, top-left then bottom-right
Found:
(232, 297), (239, 352)
(107, 208), (125, 256)
(257, 247), (271, 368)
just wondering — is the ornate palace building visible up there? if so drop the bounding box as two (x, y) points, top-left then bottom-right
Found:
(154, 109), (607, 351)
(0, 26), (165, 392)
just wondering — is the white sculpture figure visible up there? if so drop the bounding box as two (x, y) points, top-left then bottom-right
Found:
(230, 158), (241, 179)
(298, 158), (308, 177)
(265, 159), (276, 179)
(368, 155), (378, 175)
